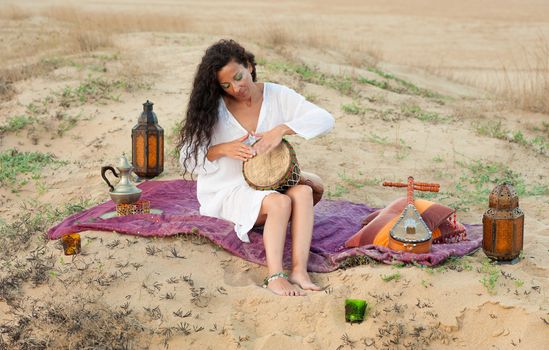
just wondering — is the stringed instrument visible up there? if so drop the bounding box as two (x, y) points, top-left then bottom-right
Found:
(383, 177), (440, 254)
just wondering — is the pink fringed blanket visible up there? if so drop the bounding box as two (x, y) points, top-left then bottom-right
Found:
(48, 180), (482, 272)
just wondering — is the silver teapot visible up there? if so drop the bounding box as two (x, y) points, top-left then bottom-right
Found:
(101, 153), (142, 204)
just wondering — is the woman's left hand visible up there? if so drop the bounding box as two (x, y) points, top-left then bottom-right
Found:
(252, 126), (288, 155)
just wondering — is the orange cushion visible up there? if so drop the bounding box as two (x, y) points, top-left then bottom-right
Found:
(345, 197), (455, 248)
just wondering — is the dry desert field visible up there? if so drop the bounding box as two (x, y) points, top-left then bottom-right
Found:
(0, 1), (548, 349)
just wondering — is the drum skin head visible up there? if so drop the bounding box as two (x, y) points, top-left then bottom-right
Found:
(243, 139), (299, 190)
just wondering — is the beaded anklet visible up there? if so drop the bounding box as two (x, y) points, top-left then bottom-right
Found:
(262, 272), (289, 288)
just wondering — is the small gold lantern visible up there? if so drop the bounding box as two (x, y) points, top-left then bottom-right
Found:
(61, 233), (81, 255)
(482, 183), (524, 262)
(132, 100), (164, 178)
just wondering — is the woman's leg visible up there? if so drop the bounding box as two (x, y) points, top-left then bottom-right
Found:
(256, 193), (305, 296)
(284, 185), (321, 291)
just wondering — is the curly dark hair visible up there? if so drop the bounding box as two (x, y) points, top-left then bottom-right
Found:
(177, 39), (257, 176)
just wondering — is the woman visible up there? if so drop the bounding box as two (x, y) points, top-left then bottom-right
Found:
(178, 39), (334, 296)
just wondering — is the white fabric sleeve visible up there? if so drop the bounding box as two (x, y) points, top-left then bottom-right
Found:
(279, 85), (335, 140)
(179, 144), (219, 176)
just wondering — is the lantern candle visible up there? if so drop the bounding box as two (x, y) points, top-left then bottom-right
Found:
(132, 100), (164, 178)
(482, 183), (524, 262)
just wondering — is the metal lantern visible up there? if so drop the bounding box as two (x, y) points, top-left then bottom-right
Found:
(131, 100), (164, 178)
(482, 183), (524, 262)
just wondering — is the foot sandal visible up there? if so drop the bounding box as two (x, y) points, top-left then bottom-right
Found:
(262, 272), (289, 288)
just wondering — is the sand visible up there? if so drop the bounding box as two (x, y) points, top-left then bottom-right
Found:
(1, 1), (548, 349)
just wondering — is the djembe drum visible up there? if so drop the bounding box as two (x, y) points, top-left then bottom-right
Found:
(243, 139), (325, 205)
(243, 139), (301, 192)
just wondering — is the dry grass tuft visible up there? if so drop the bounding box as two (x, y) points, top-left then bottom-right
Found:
(259, 23), (295, 49)
(0, 297), (147, 349)
(69, 30), (113, 53)
(0, 5), (188, 100)
(0, 58), (66, 92)
(37, 12), (115, 55)
(250, 21), (383, 70)
(42, 6), (189, 33)
(0, 4), (32, 21)
(302, 30), (332, 49)
(1, 30), (66, 63)
(0, 206), (49, 258)
(255, 22), (338, 53)
(0, 78), (16, 102)
(342, 41), (383, 68)
(0, 201), (89, 259)
(500, 37), (549, 114)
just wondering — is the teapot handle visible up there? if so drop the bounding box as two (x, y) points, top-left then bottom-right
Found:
(101, 166), (119, 192)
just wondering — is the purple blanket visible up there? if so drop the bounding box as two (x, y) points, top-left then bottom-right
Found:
(48, 180), (482, 272)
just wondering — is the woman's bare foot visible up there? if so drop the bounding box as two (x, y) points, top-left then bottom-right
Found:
(289, 271), (322, 291)
(267, 277), (306, 296)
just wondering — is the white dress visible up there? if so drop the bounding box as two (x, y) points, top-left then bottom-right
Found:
(180, 82), (334, 242)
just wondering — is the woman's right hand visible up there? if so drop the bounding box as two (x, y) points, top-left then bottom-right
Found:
(208, 134), (256, 162)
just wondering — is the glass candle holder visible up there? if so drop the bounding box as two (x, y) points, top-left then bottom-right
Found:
(61, 233), (81, 255)
(345, 299), (367, 323)
(116, 199), (151, 216)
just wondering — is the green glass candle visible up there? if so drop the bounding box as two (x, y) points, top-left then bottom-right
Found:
(345, 299), (367, 323)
